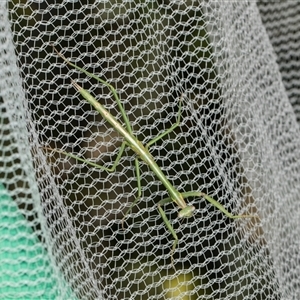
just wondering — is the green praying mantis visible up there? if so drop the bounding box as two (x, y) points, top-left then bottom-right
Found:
(47, 46), (254, 266)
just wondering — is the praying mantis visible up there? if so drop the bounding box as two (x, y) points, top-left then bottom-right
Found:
(48, 46), (253, 266)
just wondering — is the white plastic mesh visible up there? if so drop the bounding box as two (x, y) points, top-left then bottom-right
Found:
(1, 1), (300, 299)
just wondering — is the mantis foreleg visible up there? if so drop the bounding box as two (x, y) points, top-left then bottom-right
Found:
(160, 191), (253, 220)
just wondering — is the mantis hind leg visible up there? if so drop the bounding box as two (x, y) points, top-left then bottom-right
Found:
(43, 141), (127, 173)
(146, 96), (183, 149)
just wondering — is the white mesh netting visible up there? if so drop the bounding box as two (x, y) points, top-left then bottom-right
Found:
(1, 1), (300, 299)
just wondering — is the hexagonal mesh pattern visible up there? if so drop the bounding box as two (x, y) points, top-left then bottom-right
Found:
(1, 1), (300, 299)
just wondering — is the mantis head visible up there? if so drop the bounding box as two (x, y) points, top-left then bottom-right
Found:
(178, 205), (195, 219)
